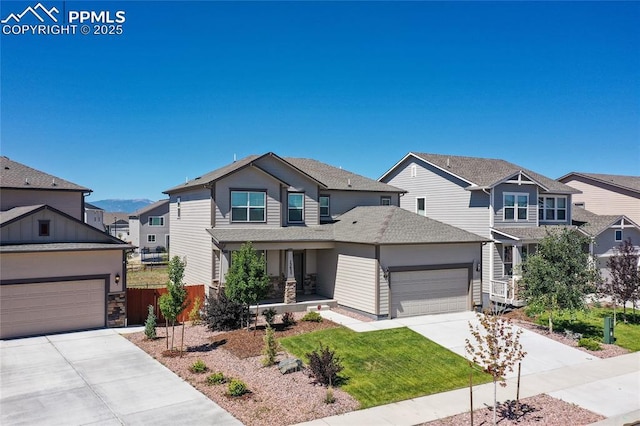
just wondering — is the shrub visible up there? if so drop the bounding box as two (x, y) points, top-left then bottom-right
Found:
(144, 305), (157, 339)
(189, 359), (208, 373)
(324, 386), (336, 404)
(227, 379), (248, 396)
(306, 343), (343, 386)
(578, 338), (602, 351)
(206, 372), (226, 385)
(281, 311), (296, 327)
(262, 307), (277, 327)
(262, 325), (280, 366)
(203, 292), (248, 331)
(189, 296), (203, 325)
(301, 311), (323, 323)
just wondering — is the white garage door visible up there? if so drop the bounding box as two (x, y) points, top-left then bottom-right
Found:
(391, 268), (469, 318)
(0, 279), (105, 339)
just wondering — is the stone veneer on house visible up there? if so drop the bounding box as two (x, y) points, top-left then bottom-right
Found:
(107, 292), (126, 327)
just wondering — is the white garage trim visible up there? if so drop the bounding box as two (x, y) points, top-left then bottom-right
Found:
(0, 275), (108, 339)
(388, 263), (472, 318)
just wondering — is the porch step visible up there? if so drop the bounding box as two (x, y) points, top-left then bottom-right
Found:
(306, 304), (332, 312)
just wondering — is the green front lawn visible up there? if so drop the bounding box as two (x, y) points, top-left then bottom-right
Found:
(535, 307), (640, 352)
(280, 326), (491, 409)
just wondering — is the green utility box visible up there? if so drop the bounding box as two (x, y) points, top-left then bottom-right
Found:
(603, 316), (615, 344)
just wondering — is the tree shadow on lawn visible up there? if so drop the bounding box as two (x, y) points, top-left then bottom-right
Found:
(551, 318), (601, 339)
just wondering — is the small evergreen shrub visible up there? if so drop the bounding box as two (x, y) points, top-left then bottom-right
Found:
(203, 292), (248, 331)
(578, 338), (602, 351)
(189, 296), (203, 325)
(227, 379), (248, 396)
(206, 372), (226, 385)
(281, 311), (296, 327)
(262, 307), (277, 327)
(144, 305), (157, 339)
(189, 359), (208, 373)
(301, 311), (323, 323)
(306, 343), (343, 386)
(262, 325), (280, 366)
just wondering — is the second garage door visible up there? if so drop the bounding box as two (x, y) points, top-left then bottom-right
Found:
(0, 279), (106, 339)
(391, 268), (469, 318)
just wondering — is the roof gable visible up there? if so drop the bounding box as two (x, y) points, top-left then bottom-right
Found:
(130, 199), (170, 217)
(558, 172), (640, 195)
(0, 156), (90, 192)
(571, 207), (635, 237)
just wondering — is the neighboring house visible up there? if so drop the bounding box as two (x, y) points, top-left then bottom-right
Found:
(85, 202), (106, 231)
(104, 212), (130, 241)
(164, 152), (487, 318)
(0, 156), (131, 339)
(128, 199), (170, 252)
(380, 152), (582, 308)
(558, 172), (640, 225)
(572, 207), (640, 282)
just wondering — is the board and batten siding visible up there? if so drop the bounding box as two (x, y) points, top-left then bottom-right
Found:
(562, 177), (640, 225)
(492, 183), (538, 227)
(322, 191), (400, 218)
(382, 158), (490, 238)
(379, 243), (482, 307)
(331, 243), (377, 314)
(593, 225), (640, 258)
(169, 188), (213, 287)
(1, 189), (84, 221)
(214, 166), (282, 228)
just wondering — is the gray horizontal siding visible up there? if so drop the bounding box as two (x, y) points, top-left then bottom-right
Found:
(323, 191), (400, 218)
(493, 183), (537, 227)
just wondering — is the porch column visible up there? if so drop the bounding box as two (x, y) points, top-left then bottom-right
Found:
(284, 249), (297, 304)
(512, 245), (523, 277)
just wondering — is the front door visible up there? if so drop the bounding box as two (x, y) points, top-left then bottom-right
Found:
(293, 251), (304, 291)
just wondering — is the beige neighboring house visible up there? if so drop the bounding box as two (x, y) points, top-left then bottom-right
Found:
(558, 172), (640, 225)
(164, 152), (487, 319)
(0, 156), (131, 339)
(85, 202), (106, 231)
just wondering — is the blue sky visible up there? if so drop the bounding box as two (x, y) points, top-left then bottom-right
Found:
(2, 1), (638, 201)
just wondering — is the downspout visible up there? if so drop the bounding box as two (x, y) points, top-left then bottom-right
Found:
(374, 245), (380, 316)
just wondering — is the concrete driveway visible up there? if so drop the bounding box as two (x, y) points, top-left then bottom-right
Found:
(0, 329), (242, 426)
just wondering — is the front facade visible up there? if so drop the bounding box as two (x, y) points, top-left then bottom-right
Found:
(558, 172), (640, 225)
(0, 157), (130, 339)
(128, 199), (170, 252)
(165, 152), (486, 318)
(380, 152), (581, 307)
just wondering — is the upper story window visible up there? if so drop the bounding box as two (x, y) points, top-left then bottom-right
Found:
(410, 164), (417, 177)
(176, 196), (181, 219)
(149, 216), (164, 226)
(319, 196), (330, 217)
(538, 196), (567, 221)
(288, 193), (304, 223)
(615, 230), (623, 242)
(38, 220), (50, 237)
(231, 191), (266, 222)
(380, 196), (392, 206)
(416, 197), (426, 216)
(504, 193), (528, 221)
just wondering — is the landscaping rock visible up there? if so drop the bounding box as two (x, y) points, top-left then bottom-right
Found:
(279, 358), (302, 374)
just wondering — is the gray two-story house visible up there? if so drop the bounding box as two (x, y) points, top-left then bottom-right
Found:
(380, 152), (582, 308)
(129, 199), (170, 254)
(164, 152), (488, 319)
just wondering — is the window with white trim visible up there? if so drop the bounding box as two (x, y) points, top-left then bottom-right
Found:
(231, 191), (266, 222)
(504, 193), (528, 221)
(615, 230), (623, 242)
(288, 193), (304, 223)
(147, 234), (156, 243)
(149, 216), (164, 226)
(416, 197), (426, 216)
(538, 196), (567, 221)
(380, 196), (391, 206)
(319, 196), (330, 217)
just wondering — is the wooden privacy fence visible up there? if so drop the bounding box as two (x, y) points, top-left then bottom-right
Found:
(126, 285), (205, 325)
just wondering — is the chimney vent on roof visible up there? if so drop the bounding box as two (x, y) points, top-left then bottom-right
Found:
(52, 178), (56, 186)
(347, 178), (352, 187)
(25, 177), (29, 185)
(446, 158), (450, 168)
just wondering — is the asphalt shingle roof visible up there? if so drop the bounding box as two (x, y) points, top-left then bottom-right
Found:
(130, 199), (169, 217)
(408, 153), (579, 194)
(559, 172), (640, 194)
(0, 243), (132, 253)
(492, 225), (579, 241)
(1, 156), (90, 192)
(0, 205), (44, 225)
(571, 208), (622, 237)
(207, 206), (487, 246)
(164, 153), (403, 194)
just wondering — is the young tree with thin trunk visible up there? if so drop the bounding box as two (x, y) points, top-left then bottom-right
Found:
(224, 242), (270, 330)
(604, 238), (639, 322)
(159, 256), (188, 351)
(519, 229), (598, 332)
(466, 311), (526, 426)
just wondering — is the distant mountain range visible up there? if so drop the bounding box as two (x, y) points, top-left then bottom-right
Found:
(90, 199), (155, 213)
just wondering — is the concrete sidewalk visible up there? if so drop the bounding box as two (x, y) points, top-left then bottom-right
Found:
(301, 310), (640, 425)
